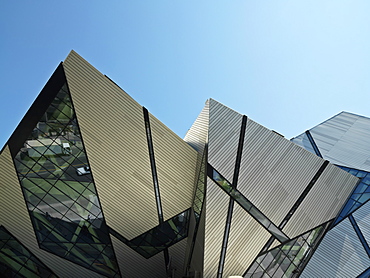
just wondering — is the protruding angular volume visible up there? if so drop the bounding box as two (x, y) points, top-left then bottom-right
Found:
(63, 51), (159, 239)
(11, 74), (120, 277)
(292, 111), (370, 172)
(184, 100), (209, 276)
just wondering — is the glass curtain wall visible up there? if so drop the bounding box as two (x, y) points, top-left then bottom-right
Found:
(12, 84), (120, 277)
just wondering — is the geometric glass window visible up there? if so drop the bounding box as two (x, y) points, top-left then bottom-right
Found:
(0, 225), (57, 278)
(208, 165), (289, 243)
(111, 209), (190, 259)
(193, 150), (207, 221)
(243, 221), (331, 278)
(12, 83), (120, 277)
(334, 166), (370, 225)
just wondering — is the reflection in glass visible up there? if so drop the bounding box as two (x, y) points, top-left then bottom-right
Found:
(335, 166), (370, 225)
(0, 226), (56, 278)
(243, 221), (331, 278)
(12, 84), (120, 277)
(111, 209), (190, 259)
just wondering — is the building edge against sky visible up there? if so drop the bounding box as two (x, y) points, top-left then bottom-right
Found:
(0, 50), (369, 277)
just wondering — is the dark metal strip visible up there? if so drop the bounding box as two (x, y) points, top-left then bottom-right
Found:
(217, 115), (247, 277)
(305, 130), (323, 158)
(143, 107), (164, 224)
(261, 160), (329, 253)
(208, 164), (289, 243)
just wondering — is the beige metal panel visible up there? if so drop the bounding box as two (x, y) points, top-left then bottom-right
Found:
(111, 236), (167, 277)
(268, 239), (281, 250)
(301, 218), (370, 278)
(283, 163), (358, 237)
(149, 113), (198, 221)
(208, 99), (243, 183)
(188, 205), (206, 275)
(238, 119), (324, 225)
(167, 238), (187, 278)
(203, 177), (230, 278)
(222, 204), (270, 277)
(63, 51), (158, 239)
(0, 146), (102, 278)
(184, 100), (209, 153)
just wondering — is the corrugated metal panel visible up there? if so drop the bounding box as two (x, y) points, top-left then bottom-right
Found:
(283, 163), (358, 238)
(353, 200), (370, 246)
(208, 99), (243, 183)
(149, 113), (198, 221)
(63, 51), (158, 239)
(167, 238), (187, 278)
(204, 177), (230, 278)
(0, 146), (101, 278)
(238, 118), (324, 225)
(222, 204), (270, 277)
(184, 100), (209, 153)
(111, 236), (167, 277)
(301, 218), (370, 278)
(293, 112), (370, 172)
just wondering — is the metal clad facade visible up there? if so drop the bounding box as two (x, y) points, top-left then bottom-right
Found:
(111, 236), (167, 277)
(293, 112), (370, 172)
(208, 99), (242, 182)
(301, 218), (370, 278)
(238, 119), (324, 225)
(283, 163), (358, 238)
(222, 204), (270, 277)
(204, 177), (230, 278)
(184, 100), (209, 153)
(63, 51), (158, 239)
(0, 147), (101, 278)
(149, 113), (198, 221)
(353, 201), (370, 245)
(167, 238), (188, 278)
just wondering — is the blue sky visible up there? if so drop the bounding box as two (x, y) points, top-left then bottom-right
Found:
(1, 1), (370, 149)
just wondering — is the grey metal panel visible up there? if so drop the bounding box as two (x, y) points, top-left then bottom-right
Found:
(0, 146), (101, 278)
(222, 204), (270, 277)
(149, 113), (198, 221)
(63, 51), (158, 239)
(111, 236), (167, 277)
(238, 118), (325, 225)
(184, 99), (209, 153)
(204, 177), (230, 278)
(290, 132), (317, 156)
(283, 163), (358, 238)
(208, 99), (243, 183)
(353, 200), (370, 246)
(293, 111), (370, 172)
(301, 218), (370, 278)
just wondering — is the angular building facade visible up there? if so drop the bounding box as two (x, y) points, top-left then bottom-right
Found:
(0, 51), (368, 277)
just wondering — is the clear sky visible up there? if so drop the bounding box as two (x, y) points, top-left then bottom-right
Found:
(1, 1), (370, 149)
